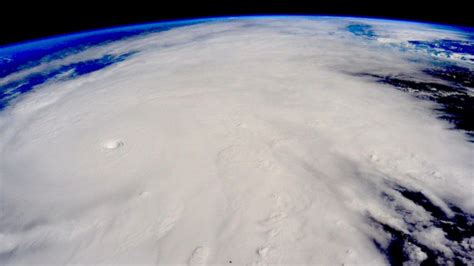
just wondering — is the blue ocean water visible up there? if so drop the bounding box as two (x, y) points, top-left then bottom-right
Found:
(0, 52), (136, 110)
(345, 20), (474, 142)
(0, 16), (473, 265)
(0, 18), (212, 110)
(0, 19), (212, 78)
(409, 39), (474, 61)
(347, 23), (377, 39)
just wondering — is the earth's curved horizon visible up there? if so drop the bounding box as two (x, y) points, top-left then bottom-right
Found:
(0, 16), (473, 265)
(2, 15), (474, 48)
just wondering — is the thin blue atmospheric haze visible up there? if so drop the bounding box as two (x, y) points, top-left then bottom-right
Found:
(0, 15), (473, 265)
(0, 18), (219, 111)
(0, 18), (213, 78)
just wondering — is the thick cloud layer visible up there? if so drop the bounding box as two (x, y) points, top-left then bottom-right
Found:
(0, 17), (473, 265)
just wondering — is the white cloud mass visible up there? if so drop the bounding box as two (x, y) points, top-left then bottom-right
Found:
(0, 17), (473, 265)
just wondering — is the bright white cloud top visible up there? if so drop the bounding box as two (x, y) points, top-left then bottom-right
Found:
(0, 16), (473, 265)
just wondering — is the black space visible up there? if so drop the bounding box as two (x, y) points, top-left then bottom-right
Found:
(1, 0), (474, 46)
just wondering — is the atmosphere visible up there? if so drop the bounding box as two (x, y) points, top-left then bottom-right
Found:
(1, 0), (474, 46)
(1, 5), (473, 266)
